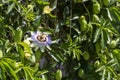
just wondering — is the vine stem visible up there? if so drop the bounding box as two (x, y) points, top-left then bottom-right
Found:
(82, 2), (91, 21)
(70, 0), (72, 35)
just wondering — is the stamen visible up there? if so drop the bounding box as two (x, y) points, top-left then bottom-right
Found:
(37, 34), (47, 42)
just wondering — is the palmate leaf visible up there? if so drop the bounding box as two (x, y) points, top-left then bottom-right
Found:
(1, 60), (18, 80)
(73, 48), (82, 61)
(110, 7), (120, 23)
(24, 68), (34, 80)
(107, 66), (118, 79)
(15, 65), (34, 80)
(22, 67), (34, 80)
(24, 69), (29, 80)
(2, 58), (16, 69)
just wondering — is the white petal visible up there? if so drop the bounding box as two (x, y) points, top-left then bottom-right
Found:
(51, 39), (60, 44)
(40, 47), (45, 52)
(46, 45), (51, 50)
(30, 43), (37, 47)
(31, 32), (35, 36)
(36, 31), (41, 34)
(34, 46), (39, 51)
(27, 38), (32, 41)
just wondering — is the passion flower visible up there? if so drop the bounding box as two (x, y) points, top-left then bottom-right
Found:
(29, 31), (51, 47)
(43, 6), (52, 14)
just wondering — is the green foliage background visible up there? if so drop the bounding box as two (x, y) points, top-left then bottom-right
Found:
(0, 0), (120, 80)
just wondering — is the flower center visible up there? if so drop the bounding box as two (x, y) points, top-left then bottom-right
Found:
(37, 34), (47, 42)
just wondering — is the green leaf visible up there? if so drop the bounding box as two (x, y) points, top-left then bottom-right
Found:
(6, 2), (15, 14)
(42, 75), (48, 80)
(35, 70), (48, 76)
(55, 52), (64, 62)
(107, 66), (117, 78)
(18, 42), (31, 53)
(8, 26), (15, 36)
(34, 63), (39, 74)
(102, 69), (106, 80)
(113, 49), (120, 69)
(107, 72), (111, 80)
(106, 8), (112, 21)
(96, 65), (105, 72)
(0, 50), (3, 58)
(93, 28), (101, 43)
(26, 69), (34, 80)
(49, 13), (56, 18)
(14, 29), (23, 42)
(35, 0), (49, 5)
(111, 7), (120, 22)
(51, 0), (57, 10)
(24, 68), (29, 80)
(73, 48), (82, 61)
(0, 62), (6, 80)
(101, 30), (105, 49)
(47, 52), (59, 62)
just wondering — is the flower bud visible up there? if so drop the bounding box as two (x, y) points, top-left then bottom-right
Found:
(103, 0), (110, 6)
(94, 60), (100, 68)
(93, 1), (100, 14)
(78, 69), (84, 78)
(83, 51), (89, 60)
(110, 40), (117, 48)
(79, 16), (87, 31)
(92, 14), (100, 23)
(25, 53), (31, 58)
(27, 4), (34, 12)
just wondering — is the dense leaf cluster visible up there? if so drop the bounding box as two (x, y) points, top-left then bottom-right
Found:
(0, 0), (120, 80)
